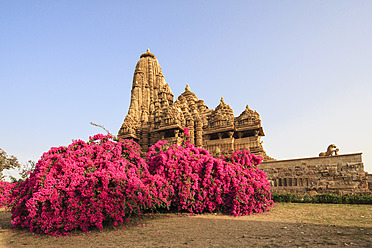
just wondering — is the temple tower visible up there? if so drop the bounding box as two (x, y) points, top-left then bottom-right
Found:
(118, 49), (274, 161)
(118, 49), (173, 149)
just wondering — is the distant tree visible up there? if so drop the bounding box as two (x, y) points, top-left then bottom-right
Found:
(8, 160), (36, 183)
(0, 148), (20, 180)
(20, 160), (36, 180)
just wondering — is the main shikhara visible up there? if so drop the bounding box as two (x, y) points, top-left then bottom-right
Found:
(119, 49), (273, 161)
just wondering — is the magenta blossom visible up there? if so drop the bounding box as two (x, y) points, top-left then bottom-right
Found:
(0, 181), (16, 209)
(147, 138), (273, 216)
(8, 134), (171, 236)
(183, 127), (190, 137)
(8, 132), (273, 236)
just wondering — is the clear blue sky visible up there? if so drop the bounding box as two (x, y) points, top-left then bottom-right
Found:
(1, 1), (372, 179)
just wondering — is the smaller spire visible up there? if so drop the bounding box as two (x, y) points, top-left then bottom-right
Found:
(140, 48), (156, 59)
(220, 97), (225, 103)
(185, 84), (191, 92)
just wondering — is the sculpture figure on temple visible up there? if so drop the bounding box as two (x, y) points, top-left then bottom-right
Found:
(319, 144), (339, 157)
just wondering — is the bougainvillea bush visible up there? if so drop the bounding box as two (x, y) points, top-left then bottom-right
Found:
(8, 134), (171, 235)
(216, 150), (273, 215)
(146, 129), (273, 216)
(8, 128), (273, 235)
(0, 181), (16, 208)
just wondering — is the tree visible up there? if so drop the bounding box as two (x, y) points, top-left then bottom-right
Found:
(20, 160), (36, 181)
(0, 148), (20, 180)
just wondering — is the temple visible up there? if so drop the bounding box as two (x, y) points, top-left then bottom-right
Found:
(118, 49), (274, 161)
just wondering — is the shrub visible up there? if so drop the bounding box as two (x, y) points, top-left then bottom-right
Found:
(9, 134), (171, 235)
(8, 129), (274, 235)
(147, 140), (226, 214)
(216, 150), (273, 215)
(272, 193), (372, 204)
(146, 138), (273, 216)
(0, 181), (16, 208)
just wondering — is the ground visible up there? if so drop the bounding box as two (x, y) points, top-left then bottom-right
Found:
(0, 203), (371, 247)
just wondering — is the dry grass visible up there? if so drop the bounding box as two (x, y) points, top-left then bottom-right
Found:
(0, 203), (371, 247)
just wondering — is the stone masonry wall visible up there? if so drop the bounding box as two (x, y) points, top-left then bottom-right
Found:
(260, 153), (371, 195)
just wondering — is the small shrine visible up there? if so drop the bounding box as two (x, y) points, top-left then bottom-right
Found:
(118, 49), (274, 161)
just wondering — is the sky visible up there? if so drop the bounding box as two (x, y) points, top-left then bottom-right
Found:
(1, 1), (372, 179)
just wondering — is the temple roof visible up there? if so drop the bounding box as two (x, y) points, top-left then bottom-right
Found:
(177, 84), (198, 102)
(214, 97), (234, 114)
(140, 48), (156, 59)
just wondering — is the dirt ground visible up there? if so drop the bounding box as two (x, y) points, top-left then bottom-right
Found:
(0, 203), (371, 248)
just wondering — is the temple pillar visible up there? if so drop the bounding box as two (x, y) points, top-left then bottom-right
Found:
(228, 131), (234, 138)
(141, 125), (149, 151)
(188, 119), (194, 144)
(189, 126), (194, 144)
(195, 121), (203, 147)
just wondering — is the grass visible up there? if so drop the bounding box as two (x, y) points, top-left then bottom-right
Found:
(272, 203), (372, 227)
(0, 203), (371, 247)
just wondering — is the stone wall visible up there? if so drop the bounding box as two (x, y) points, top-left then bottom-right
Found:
(260, 153), (371, 195)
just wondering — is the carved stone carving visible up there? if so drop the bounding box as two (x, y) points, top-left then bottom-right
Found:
(319, 144), (339, 157)
(118, 49), (274, 161)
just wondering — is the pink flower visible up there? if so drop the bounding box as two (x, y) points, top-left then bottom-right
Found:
(9, 132), (273, 236)
(183, 127), (190, 137)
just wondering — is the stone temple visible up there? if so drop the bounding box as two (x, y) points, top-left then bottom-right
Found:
(118, 49), (372, 195)
(118, 49), (273, 161)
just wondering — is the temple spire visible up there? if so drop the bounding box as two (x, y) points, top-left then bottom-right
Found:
(119, 50), (273, 161)
(140, 48), (156, 58)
